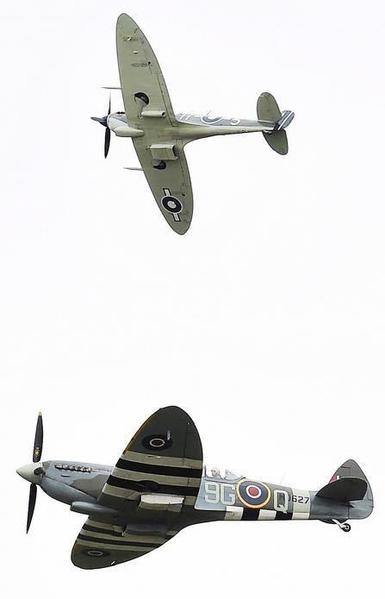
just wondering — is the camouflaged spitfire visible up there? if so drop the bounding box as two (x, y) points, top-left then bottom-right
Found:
(91, 14), (295, 234)
(17, 407), (373, 569)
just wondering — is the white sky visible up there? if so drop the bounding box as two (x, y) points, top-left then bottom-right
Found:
(1, 0), (384, 595)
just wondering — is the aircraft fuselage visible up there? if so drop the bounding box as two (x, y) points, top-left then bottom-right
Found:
(18, 460), (368, 526)
(107, 111), (274, 141)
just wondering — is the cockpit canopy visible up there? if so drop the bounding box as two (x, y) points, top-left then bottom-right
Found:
(204, 466), (242, 481)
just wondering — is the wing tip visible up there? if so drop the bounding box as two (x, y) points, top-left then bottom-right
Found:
(116, 13), (139, 31)
(168, 220), (192, 235)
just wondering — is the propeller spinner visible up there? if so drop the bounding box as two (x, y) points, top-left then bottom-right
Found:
(91, 95), (112, 158)
(16, 412), (44, 533)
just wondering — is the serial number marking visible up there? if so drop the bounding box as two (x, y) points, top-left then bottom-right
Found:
(291, 494), (310, 504)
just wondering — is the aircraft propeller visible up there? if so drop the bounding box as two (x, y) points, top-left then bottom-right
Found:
(91, 95), (112, 158)
(18, 413), (44, 533)
(26, 483), (37, 534)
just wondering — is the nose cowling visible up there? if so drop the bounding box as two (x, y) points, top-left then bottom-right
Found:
(17, 462), (43, 484)
(90, 115), (108, 127)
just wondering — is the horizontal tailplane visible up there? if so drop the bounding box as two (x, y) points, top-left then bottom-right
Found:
(316, 477), (367, 503)
(257, 92), (294, 155)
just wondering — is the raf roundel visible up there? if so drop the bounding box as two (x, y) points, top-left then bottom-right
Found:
(84, 549), (110, 558)
(161, 195), (183, 214)
(161, 188), (183, 222)
(237, 479), (271, 509)
(142, 433), (173, 451)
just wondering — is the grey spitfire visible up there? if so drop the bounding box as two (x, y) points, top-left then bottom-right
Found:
(91, 13), (294, 234)
(17, 407), (373, 569)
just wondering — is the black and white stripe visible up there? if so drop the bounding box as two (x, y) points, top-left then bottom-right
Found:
(242, 508), (293, 521)
(116, 457), (202, 478)
(76, 519), (176, 554)
(102, 450), (203, 502)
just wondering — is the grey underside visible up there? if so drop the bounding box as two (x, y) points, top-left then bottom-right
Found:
(111, 111), (268, 130)
(114, 13), (280, 235)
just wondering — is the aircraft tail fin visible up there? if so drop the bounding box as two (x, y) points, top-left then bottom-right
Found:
(318, 459), (374, 519)
(257, 92), (294, 155)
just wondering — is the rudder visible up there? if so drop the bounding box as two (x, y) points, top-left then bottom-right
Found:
(324, 459), (373, 519)
(257, 92), (294, 155)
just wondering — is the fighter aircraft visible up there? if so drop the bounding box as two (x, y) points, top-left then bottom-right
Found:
(91, 14), (295, 234)
(17, 407), (373, 570)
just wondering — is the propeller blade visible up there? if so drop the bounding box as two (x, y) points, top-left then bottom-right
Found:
(26, 483), (37, 533)
(33, 412), (43, 463)
(91, 93), (112, 156)
(104, 128), (111, 158)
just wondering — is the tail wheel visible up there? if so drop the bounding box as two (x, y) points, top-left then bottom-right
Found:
(342, 523), (351, 532)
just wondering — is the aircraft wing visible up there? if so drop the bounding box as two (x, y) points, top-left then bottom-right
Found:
(98, 406), (203, 510)
(116, 13), (176, 125)
(71, 407), (203, 568)
(132, 138), (193, 234)
(71, 517), (178, 569)
(116, 14), (193, 233)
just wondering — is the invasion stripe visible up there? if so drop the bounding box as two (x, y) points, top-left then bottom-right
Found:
(258, 509), (276, 521)
(86, 520), (178, 540)
(83, 525), (170, 542)
(87, 519), (122, 532)
(107, 475), (199, 496)
(292, 512), (310, 520)
(83, 524), (123, 537)
(116, 458), (202, 478)
(275, 511), (293, 520)
(77, 538), (149, 553)
(102, 484), (141, 500)
(291, 488), (311, 520)
(113, 467), (201, 487)
(224, 506), (243, 521)
(121, 450), (202, 469)
(242, 508), (280, 521)
(102, 484), (197, 505)
(78, 534), (160, 548)
(81, 528), (166, 545)
(182, 496), (196, 506)
(242, 508), (261, 521)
